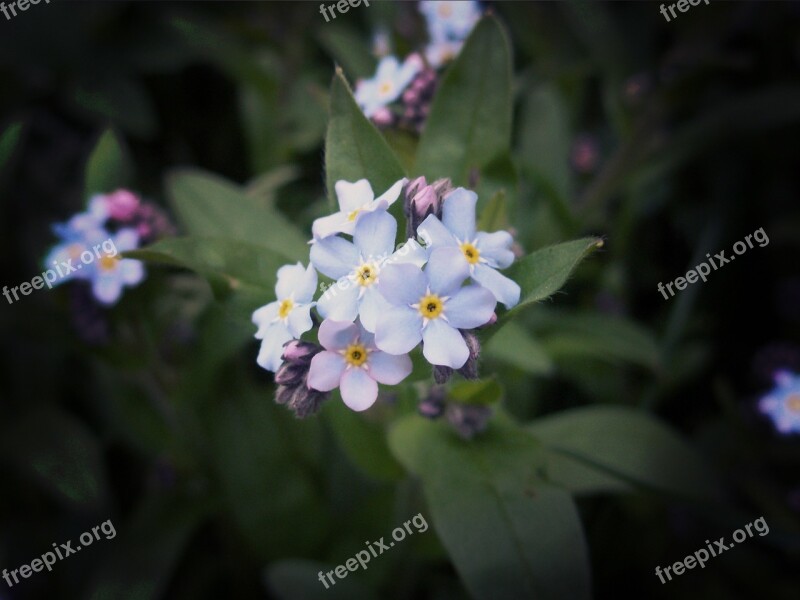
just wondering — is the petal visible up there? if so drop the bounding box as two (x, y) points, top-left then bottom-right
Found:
(472, 263), (522, 308)
(276, 262), (318, 300)
(113, 228), (140, 252)
(354, 208), (396, 261)
(475, 231), (515, 268)
(426, 247), (469, 296)
(444, 284), (496, 329)
(397, 54), (423, 88)
(312, 211), (350, 240)
(377, 263), (427, 306)
(340, 368), (379, 412)
(307, 351), (347, 391)
(309, 236), (359, 280)
(256, 324), (293, 372)
(442, 188), (478, 241)
(92, 275), (123, 306)
(373, 178), (406, 208)
(118, 259), (144, 285)
(316, 279), (360, 322)
(318, 318), (359, 351)
(287, 303), (315, 338)
(417, 214), (457, 248)
(388, 238), (428, 268)
(252, 302), (279, 338)
(335, 179), (375, 212)
(375, 55), (401, 81)
(375, 306), (423, 355)
(368, 351), (412, 385)
(422, 319), (469, 368)
(358, 287), (391, 333)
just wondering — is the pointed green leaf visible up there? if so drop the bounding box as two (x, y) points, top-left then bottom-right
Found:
(167, 169), (308, 261)
(85, 129), (132, 197)
(325, 69), (405, 202)
(449, 378), (503, 406)
(389, 416), (591, 600)
(414, 16), (512, 187)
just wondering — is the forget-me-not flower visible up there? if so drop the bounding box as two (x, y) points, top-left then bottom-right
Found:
(311, 208), (427, 332)
(308, 318), (412, 412)
(419, 1), (481, 43)
(85, 228), (145, 306)
(759, 370), (800, 434)
(252, 262), (317, 372)
(374, 247), (496, 368)
(312, 178), (406, 240)
(354, 54), (423, 118)
(417, 188), (521, 308)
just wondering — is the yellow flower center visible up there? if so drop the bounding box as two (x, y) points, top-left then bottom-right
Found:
(786, 394), (800, 412)
(99, 255), (118, 271)
(344, 343), (368, 367)
(379, 81), (393, 96)
(278, 298), (294, 319)
(460, 242), (480, 265)
(355, 263), (377, 287)
(418, 294), (444, 319)
(348, 208), (362, 222)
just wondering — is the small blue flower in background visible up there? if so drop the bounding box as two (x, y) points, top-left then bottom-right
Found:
(424, 39), (464, 69)
(418, 188), (521, 308)
(420, 1), (482, 42)
(85, 228), (145, 306)
(354, 54), (423, 118)
(307, 318), (412, 411)
(311, 208), (427, 332)
(759, 370), (800, 434)
(312, 178), (406, 240)
(375, 246), (496, 368)
(52, 195), (108, 240)
(252, 262), (318, 372)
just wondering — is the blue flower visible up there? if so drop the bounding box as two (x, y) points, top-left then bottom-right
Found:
(312, 178), (406, 240)
(52, 195), (109, 240)
(374, 247), (496, 368)
(424, 39), (464, 69)
(759, 370), (800, 434)
(419, 1), (481, 43)
(85, 228), (145, 306)
(308, 319), (412, 412)
(417, 188), (521, 308)
(252, 262), (318, 372)
(354, 54), (423, 118)
(310, 208), (427, 332)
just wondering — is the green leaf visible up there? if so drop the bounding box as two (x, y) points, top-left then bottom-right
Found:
(414, 17), (512, 187)
(317, 25), (377, 80)
(500, 237), (603, 324)
(527, 406), (723, 501)
(0, 407), (108, 509)
(266, 560), (379, 600)
(449, 378), (503, 406)
(389, 416), (591, 600)
(0, 121), (22, 173)
(485, 323), (555, 375)
(325, 69), (405, 202)
(167, 169), (308, 260)
(84, 130), (132, 197)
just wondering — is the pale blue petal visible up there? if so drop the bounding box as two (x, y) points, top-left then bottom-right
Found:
(442, 188), (477, 241)
(359, 287), (391, 333)
(375, 306), (423, 355)
(92, 275), (123, 306)
(475, 231), (515, 268)
(417, 214), (457, 248)
(373, 178), (406, 207)
(355, 320), (376, 348)
(114, 228), (140, 252)
(252, 301), (279, 338)
(354, 208), (396, 261)
(310, 237), (359, 280)
(472, 263), (521, 308)
(316, 280), (360, 322)
(375, 55), (401, 81)
(377, 263), (427, 306)
(426, 247), (469, 296)
(276, 262), (317, 299)
(318, 318), (359, 351)
(422, 319), (469, 368)
(397, 54), (423, 89)
(296, 263), (319, 302)
(340, 368), (379, 411)
(312, 211), (350, 240)
(287, 303), (315, 338)
(368, 351), (412, 385)
(307, 351), (346, 391)
(335, 179), (374, 213)
(256, 323), (293, 372)
(444, 284), (496, 329)
(119, 259), (144, 285)
(389, 238), (428, 268)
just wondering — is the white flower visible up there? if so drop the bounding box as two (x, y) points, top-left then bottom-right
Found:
(420, 1), (482, 43)
(311, 178), (406, 240)
(252, 263), (318, 372)
(354, 54), (423, 118)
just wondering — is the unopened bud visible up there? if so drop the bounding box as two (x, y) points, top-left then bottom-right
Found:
(402, 176), (453, 238)
(445, 403), (492, 439)
(456, 331), (481, 380)
(418, 386), (446, 419)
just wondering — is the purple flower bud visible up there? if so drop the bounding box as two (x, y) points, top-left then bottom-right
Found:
(445, 403), (493, 439)
(418, 386), (446, 419)
(371, 106), (396, 129)
(274, 341), (329, 418)
(456, 331), (481, 380)
(105, 189), (141, 221)
(433, 365), (452, 384)
(402, 176), (453, 238)
(480, 312), (497, 328)
(282, 339), (316, 362)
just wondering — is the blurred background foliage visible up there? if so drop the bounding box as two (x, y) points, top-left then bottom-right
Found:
(1, 1), (799, 599)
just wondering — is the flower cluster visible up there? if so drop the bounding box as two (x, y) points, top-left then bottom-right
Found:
(355, 1), (482, 131)
(759, 370), (800, 434)
(252, 176), (520, 418)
